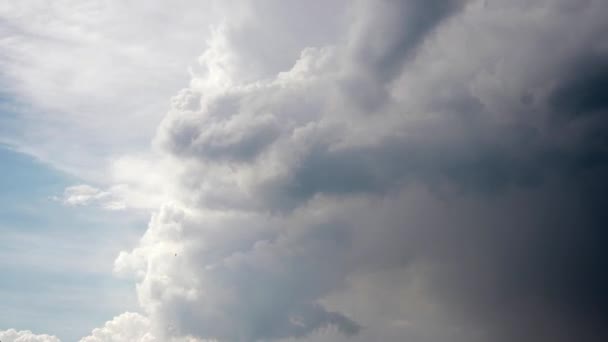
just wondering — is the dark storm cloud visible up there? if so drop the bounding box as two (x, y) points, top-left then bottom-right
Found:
(122, 1), (608, 341)
(376, 2), (608, 341)
(549, 54), (608, 120)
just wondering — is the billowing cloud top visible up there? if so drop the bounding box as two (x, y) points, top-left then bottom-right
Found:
(3, 0), (608, 341)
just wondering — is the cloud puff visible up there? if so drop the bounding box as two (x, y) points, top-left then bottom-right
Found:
(78, 312), (218, 342)
(78, 312), (156, 342)
(118, 1), (471, 338)
(114, 203), (362, 340)
(0, 329), (60, 342)
(0, 0), (348, 180)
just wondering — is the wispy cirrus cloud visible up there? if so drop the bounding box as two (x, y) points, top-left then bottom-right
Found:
(56, 184), (124, 210)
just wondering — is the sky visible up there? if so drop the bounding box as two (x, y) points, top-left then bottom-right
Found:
(0, 0), (607, 341)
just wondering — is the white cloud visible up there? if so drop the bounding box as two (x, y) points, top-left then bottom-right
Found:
(0, 329), (61, 342)
(78, 312), (212, 342)
(114, 202), (363, 340)
(78, 312), (156, 342)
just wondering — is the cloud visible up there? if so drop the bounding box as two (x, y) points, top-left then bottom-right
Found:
(78, 312), (219, 342)
(114, 203), (364, 340)
(78, 312), (156, 342)
(5, 0), (608, 341)
(118, 0), (608, 341)
(56, 184), (126, 210)
(0, 0), (348, 180)
(0, 329), (60, 342)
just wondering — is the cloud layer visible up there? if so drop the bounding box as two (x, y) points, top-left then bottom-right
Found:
(78, 312), (156, 342)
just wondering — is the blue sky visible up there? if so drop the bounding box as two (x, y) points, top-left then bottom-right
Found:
(0, 145), (143, 341)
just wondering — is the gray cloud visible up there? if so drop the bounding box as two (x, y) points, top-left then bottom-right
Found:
(115, 0), (608, 341)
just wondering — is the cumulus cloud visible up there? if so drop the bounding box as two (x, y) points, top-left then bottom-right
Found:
(78, 312), (217, 342)
(0, 0), (347, 180)
(114, 203), (363, 340)
(78, 312), (156, 342)
(118, 1), (608, 341)
(5, 0), (608, 341)
(0, 329), (60, 342)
